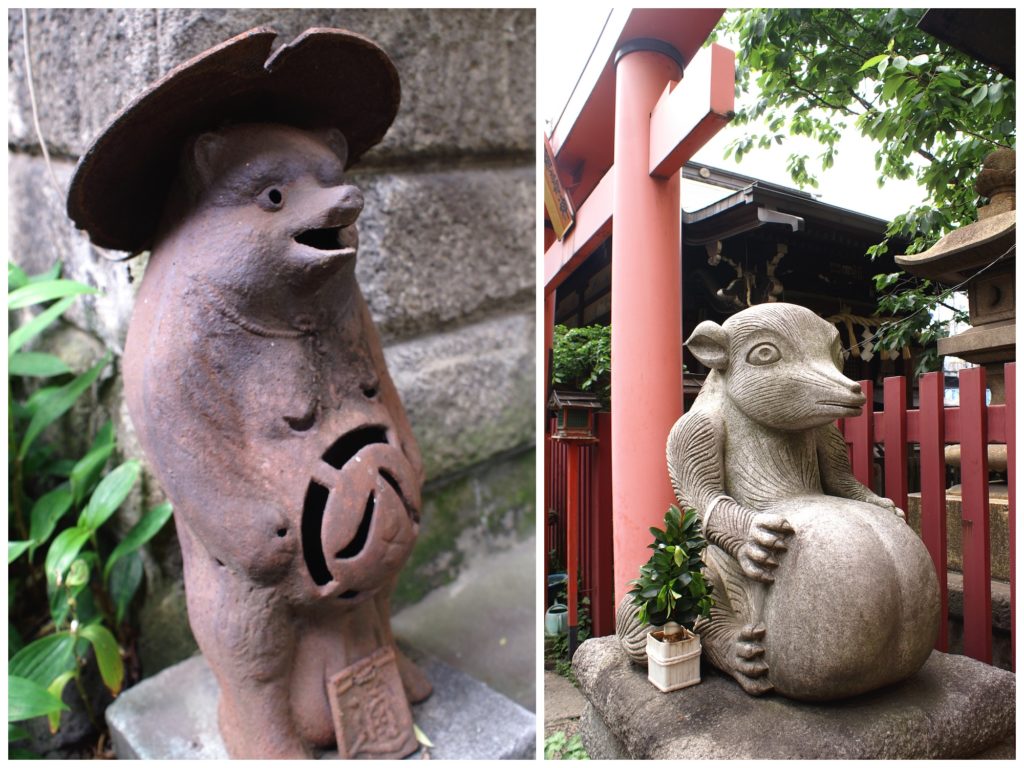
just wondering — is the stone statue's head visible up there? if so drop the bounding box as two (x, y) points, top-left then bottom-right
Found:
(686, 303), (866, 431)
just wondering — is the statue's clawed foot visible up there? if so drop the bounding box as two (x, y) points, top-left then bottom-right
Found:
(732, 623), (773, 695)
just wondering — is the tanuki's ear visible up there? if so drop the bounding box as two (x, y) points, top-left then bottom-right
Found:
(686, 321), (730, 371)
(192, 132), (227, 188)
(319, 128), (349, 168)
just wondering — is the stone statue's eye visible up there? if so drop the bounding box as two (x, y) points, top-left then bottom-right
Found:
(258, 187), (284, 211)
(746, 342), (781, 366)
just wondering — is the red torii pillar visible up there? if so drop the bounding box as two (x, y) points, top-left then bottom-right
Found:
(611, 42), (684, 604)
(543, 30), (734, 611)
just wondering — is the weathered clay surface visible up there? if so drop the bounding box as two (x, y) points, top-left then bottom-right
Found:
(576, 636), (1016, 759)
(69, 28), (431, 759)
(620, 303), (939, 700)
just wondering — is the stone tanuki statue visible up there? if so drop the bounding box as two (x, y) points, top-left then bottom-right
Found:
(618, 303), (939, 700)
(66, 28), (430, 758)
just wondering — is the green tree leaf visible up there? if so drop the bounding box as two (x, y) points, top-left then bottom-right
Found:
(104, 501), (173, 580)
(70, 443), (115, 506)
(29, 485), (74, 555)
(44, 527), (91, 588)
(8, 676), (69, 723)
(79, 460), (140, 533)
(78, 624), (124, 696)
(45, 670), (77, 734)
(65, 559), (90, 588)
(7, 279), (97, 310)
(8, 352), (71, 378)
(18, 354), (110, 459)
(7, 296), (76, 356)
(8, 542), (31, 564)
(107, 551), (144, 625)
(857, 54), (887, 72)
(8, 632), (75, 686)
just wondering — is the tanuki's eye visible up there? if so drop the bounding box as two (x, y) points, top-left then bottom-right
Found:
(257, 187), (284, 211)
(832, 340), (847, 369)
(746, 342), (781, 366)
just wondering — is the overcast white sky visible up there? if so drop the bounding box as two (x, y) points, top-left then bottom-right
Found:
(538, 7), (930, 221)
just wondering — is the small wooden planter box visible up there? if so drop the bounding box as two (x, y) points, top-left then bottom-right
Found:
(647, 627), (701, 692)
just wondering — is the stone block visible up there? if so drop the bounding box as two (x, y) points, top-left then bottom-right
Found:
(394, 448), (535, 609)
(573, 635), (1015, 759)
(907, 491), (1011, 581)
(9, 9), (534, 161)
(105, 650), (535, 760)
(385, 312), (534, 481)
(353, 166), (534, 342)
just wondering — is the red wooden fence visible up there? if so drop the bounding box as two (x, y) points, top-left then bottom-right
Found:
(839, 363), (1015, 667)
(545, 413), (615, 637)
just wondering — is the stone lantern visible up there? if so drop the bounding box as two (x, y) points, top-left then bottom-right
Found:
(895, 148), (1015, 402)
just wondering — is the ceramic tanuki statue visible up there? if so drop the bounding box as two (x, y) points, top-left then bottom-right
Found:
(619, 303), (939, 701)
(66, 29), (430, 758)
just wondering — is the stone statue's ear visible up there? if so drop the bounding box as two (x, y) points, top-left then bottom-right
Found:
(320, 128), (350, 167)
(192, 132), (227, 188)
(686, 321), (730, 371)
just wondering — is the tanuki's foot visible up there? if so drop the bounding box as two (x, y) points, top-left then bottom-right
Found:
(731, 623), (772, 695)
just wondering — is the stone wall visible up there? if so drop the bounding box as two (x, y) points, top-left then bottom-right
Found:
(8, 8), (536, 675)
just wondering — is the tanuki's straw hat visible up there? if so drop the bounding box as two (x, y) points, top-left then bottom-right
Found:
(66, 27), (400, 253)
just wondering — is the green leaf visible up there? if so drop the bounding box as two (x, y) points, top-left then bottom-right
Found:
(673, 547), (684, 567)
(65, 558), (90, 588)
(28, 263), (62, 284)
(891, 55), (907, 71)
(107, 551), (144, 625)
(7, 296), (76, 356)
(8, 676), (69, 723)
(79, 460), (140, 532)
(18, 354), (110, 459)
(9, 722), (31, 742)
(8, 262), (29, 291)
(8, 279), (97, 310)
(8, 632), (75, 686)
(70, 443), (115, 506)
(44, 527), (91, 587)
(8, 542), (31, 564)
(970, 84), (988, 106)
(45, 670), (76, 733)
(858, 54), (887, 72)
(78, 623), (123, 696)
(105, 501), (173, 580)
(8, 352), (71, 378)
(29, 485), (73, 555)
(907, 53), (928, 67)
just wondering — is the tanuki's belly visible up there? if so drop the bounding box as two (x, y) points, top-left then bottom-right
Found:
(760, 495), (939, 700)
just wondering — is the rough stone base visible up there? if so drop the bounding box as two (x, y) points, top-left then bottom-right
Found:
(106, 648), (535, 760)
(573, 636), (1015, 760)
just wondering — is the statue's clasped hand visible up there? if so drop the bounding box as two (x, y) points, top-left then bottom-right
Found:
(739, 513), (795, 583)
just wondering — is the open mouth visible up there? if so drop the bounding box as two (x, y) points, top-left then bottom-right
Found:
(293, 225), (352, 252)
(818, 400), (864, 411)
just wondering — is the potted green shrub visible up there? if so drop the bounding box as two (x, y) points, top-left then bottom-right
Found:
(627, 505), (713, 692)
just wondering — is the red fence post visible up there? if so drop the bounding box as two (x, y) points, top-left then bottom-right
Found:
(883, 376), (909, 512)
(959, 366), (992, 663)
(918, 371), (948, 652)
(1005, 362), (1015, 669)
(849, 379), (875, 490)
(566, 444), (581, 656)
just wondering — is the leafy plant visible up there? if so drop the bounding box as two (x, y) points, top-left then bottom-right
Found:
(628, 505), (713, 630)
(8, 262), (173, 752)
(715, 8), (1013, 373)
(544, 731), (589, 760)
(551, 324), (611, 407)
(544, 581), (591, 682)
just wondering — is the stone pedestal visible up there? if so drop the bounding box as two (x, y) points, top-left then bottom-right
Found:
(105, 647), (535, 760)
(573, 636), (1014, 759)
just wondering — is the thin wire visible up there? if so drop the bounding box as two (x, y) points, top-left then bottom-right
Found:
(549, 8), (614, 133)
(21, 9), (63, 197)
(844, 242), (1016, 355)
